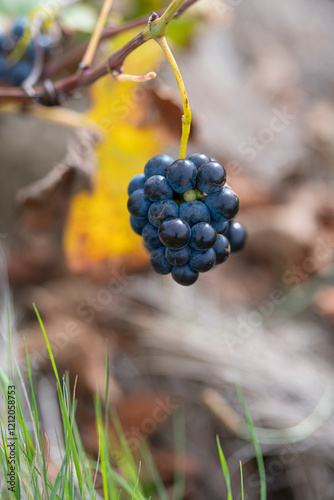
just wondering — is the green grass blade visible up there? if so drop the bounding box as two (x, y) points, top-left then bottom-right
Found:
(216, 436), (233, 500)
(34, 304), (83, 495)
(95, 392), (109, 500)
(141, 442), (169, 500)
(240, 461), (244, 500)
(238, 387), (267, 500)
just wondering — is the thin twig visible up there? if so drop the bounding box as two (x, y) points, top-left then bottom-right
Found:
(80, 0), (114, 69)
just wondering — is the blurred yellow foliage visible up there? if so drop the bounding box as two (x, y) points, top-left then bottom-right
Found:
(64, 31), (173, 272)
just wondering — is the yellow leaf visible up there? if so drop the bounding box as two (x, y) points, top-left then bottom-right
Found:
(64, 31), (175, 273)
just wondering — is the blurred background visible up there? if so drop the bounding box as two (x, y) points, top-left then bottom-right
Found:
(1, 0), (334, 498)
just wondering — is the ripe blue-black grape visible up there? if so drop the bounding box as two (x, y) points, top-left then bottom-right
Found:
(12, 18), (27, 39)
(142, 223), (163, 250)
(196, 161), (226, 194)
(150, 247), (173, 275)
(186, 153), (210, 169)
(225, 221), (247, 252)
(165, 246), (191, 266)
(190, 222), (217, 250)
(213, 235), (230, 264)
(189, 249), (216, 272)
(179, 201), (210, 226)
(148, 199), (179, 228)
(144, 154), (174, 178)
(127, 189), (152, 218)
(128, 174), (146, 195)
(205, 188), (239, 221)
(167, 159), (197, 193)
(158, 218), (190, 250)
(129, 216), (148, 235)
(211, 219), (229, 234)
(171, 264), (199, 286)
(144, 175), (173, 201)
(10, 61), (32, 85)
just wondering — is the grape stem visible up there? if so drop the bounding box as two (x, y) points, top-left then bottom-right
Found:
(155, 36), (191, 159)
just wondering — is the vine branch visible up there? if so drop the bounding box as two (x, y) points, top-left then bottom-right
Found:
(0, 0), (198, 106)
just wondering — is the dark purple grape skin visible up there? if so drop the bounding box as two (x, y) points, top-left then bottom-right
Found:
(211, 219), (229, 234)
(167, 159), (197, 193)
(189, 249), (216, 272)
(150, 247), (173, 275)
(190, 222), (217, 250)
(148, 199), (179, 228)
(196, 161), (226, 194)
(225, 221), (247, 252)
(213, 235), (231, 264)
(179, 201), (211, 226)
(165, 246), (191, 266)
(142, 223), (163, 250)
(130, 216), (148, 235)
(186, 153), (210, 170)
(128, 174), (146, 196)
(158, 218), (191, 250)
(127, 189), (152, 218)
(204, 188), (239, 221)
(171, 264), (199, 286)
(144, 154), (174, 178)
(144, 175), (173, 201)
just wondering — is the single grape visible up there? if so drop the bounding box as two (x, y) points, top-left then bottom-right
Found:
(10, 61), (32, 86)
(150, 247), (173, 275)
(142, 223), (163, 250)
(189, 248), (216, 272)
(128, 174), (146, 196)
(127, 189), (152, 218)
(211, 219), (229, 234)
(144, 154), (174, 178)
(186, 153), (210, 170)
(144, 175), (173, 201)
(225, 221), (247, 252)
(129, 216), (148, 236)
(148, 199), (179, 228)
(171, 264), (199, 286)
(12, 18), (27, 40)
(196, 160), (226, 194)
(158, 218), (190, 250)
(190, 222), (217, 250)
(165, 246), (191, 266)
(179, 201), (210, 227)
(167, 159), (197, 193)
(204, 188), (239, 221)
(213, 235), (230, 264)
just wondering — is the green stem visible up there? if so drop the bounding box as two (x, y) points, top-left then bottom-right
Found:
(150, 0), (186, 38)
(155, 36), (191, 159)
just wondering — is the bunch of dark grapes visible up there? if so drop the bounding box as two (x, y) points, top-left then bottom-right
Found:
(0, 18), (53, 87)
(127, 153), (247, 286)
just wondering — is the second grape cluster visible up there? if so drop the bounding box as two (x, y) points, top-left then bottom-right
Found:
(127, 153), (247, 286)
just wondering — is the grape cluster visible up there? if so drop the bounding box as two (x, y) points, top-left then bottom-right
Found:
(128, 153), (247, 286)
(0, 18), (53, 87)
